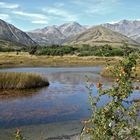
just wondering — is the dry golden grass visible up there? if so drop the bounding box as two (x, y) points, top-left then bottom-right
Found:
(100, 66), (115, 77)
(0, 52), (120, 68)
(0, 72), (49, 89)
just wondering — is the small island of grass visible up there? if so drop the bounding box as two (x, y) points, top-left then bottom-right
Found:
(0, 72), (49, 89)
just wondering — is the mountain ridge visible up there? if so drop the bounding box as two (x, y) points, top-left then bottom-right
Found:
(27, 22), (86, 45)
(0, 19), (36, 46)
(66, 25), (139, 46)
(102, 19), (140, 43)
(27, 20), (140, 45)
(0, 19), (140, 46)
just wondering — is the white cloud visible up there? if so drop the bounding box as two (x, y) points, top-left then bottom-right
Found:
(0, 13), (10, 21)
(13, 11), (47, 20)
(54, 2), (64, 7)
(136, 19), (140, 21)
(71, 0), (120, 15)
(43, 7), (78, 21)
(0, 2), (19, 9)
(31, 20), (48, 24)
(13, 11), (49, 24)
(70, 0), (92, 5)
(71, 0), (118, 6)
(85, 0), (120, 15)
(41, 0), (120, 22)
(108, 20), (120, 24)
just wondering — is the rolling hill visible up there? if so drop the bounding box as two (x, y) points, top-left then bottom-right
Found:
(66, 26), (139, 47)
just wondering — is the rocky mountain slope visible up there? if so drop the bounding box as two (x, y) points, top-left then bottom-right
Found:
(66, 26), (138, 46)
(1, 18), (140, 46)
(0, 39), (26, 50)
(0, 19), (36, 46)
(102, 20), (140, 43)
(58, 22), (86, 37)
(27, 26), (66, 45)
(28, 20), (140, 45)
(135, 36), (140, 43)
(27, 22), (86, 45)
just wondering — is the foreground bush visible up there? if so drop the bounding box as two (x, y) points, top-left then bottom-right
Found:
(15, 129), (25, 140)
(81, 53), (140, 140)
(0, 72), (49, 89)
(101, 66), (140, 79)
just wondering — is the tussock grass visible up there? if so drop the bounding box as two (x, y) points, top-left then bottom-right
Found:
(0, 72), (49, 89)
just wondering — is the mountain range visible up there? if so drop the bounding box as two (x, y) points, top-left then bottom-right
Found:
(27, 20), (140, 46)
(0, 19), (140, 47)
(27, 22), (86, 45)
(0, 19), (36, 46)
(102, 20), (140, 43)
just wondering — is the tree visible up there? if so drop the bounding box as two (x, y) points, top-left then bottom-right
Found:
(28, 45), (37, 55)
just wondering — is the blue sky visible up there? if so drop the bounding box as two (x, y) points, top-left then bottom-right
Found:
(0, 0), (140, 31)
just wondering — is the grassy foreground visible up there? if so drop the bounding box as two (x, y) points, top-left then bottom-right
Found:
(0, 52), (121, 68)
(0, 72), (49, 89)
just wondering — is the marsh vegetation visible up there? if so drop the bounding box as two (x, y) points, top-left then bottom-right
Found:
(0, 72), (49, 89)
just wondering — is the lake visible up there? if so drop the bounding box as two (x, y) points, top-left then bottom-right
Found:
(0, 67), (139, 140)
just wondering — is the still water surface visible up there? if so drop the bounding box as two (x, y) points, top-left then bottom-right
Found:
(0, 67), (139, 139)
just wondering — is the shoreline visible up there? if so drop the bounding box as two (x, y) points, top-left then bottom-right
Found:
(0, 120), (86, 140)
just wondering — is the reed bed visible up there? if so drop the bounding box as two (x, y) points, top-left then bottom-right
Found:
(0, 72), (49, 89)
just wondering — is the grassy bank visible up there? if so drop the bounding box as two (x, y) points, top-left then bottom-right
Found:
(0, 72), (49, 89)
(0, 52), (121, 68)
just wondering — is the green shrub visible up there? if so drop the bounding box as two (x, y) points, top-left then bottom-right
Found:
(77, 44), (139, 57)
(15, 129), (26, 140)
(0, 47), (15, 52)
(27, 44), (139, 57)
(78, 44), (124, 57)
(81, 53), (140, 139)
(28, 45), (37, 55)
(36, 45), (76, 56)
